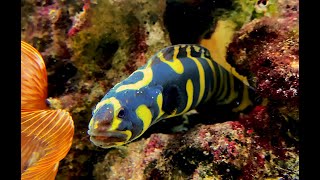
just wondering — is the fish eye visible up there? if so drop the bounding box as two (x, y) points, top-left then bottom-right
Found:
(117, 108), (125, 118)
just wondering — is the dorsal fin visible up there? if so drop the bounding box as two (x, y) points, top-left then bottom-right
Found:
(157, 45), (211, 60)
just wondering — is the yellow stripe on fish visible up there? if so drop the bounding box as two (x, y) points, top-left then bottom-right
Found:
(157, 46), (184, 74)
(186, 46), (205, 106)
(88, 44), (259, 148)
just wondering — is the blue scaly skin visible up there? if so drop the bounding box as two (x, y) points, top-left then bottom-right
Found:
(88, 44), (258, 148)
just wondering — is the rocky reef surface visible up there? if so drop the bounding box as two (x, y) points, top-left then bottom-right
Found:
(94, 121), (298, 179)
(227, 0), (299, 141)
(21, 0), (299, 179)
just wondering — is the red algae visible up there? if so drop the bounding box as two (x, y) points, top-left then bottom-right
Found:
(227, 0), (299, 106)
(94, 121), (298, 179)
(125, 24), (149, 74)
(144, 134), (167, 155)
(227, 0), (299, 145)
(67, 0), (91, 37)
(239, 105), (270, 133)
(93, 134), (173, 180)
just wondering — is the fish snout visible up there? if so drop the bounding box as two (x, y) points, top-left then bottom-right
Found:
(95, 120), (111, 132)
(89, 104), (115, 130)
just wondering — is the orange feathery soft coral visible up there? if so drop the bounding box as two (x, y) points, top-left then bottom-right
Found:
(21, 41), (74, 180)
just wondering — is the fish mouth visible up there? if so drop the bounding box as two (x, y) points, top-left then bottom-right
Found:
(88, 130), (128, 148)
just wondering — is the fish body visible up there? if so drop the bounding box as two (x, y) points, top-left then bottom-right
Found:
(21, 41), (74, 180)
(88, 44), (258, 148)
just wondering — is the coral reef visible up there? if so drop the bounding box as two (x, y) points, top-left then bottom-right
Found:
(93, 134), (174, 179)
(21, 0), (299, 178)
(227, 0), (299, 140)
(92, 0), (299, 179)
(94, 122), (299, 179)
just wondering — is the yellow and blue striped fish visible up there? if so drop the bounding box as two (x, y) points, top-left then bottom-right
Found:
(88, 44), (259, 148)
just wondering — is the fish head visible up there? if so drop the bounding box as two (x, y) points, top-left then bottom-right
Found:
(87, 96), (138, 148)
(88, 85), (164, 148)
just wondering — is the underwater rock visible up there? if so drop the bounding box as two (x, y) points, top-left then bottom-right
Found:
(163, 0), (233, 44)
(93, 121), (299, 179)
(227, 0), (299, 104)
(93, 134), (174, 179)
(46, 57), (78, 97)
(226, 0), (299, 140)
